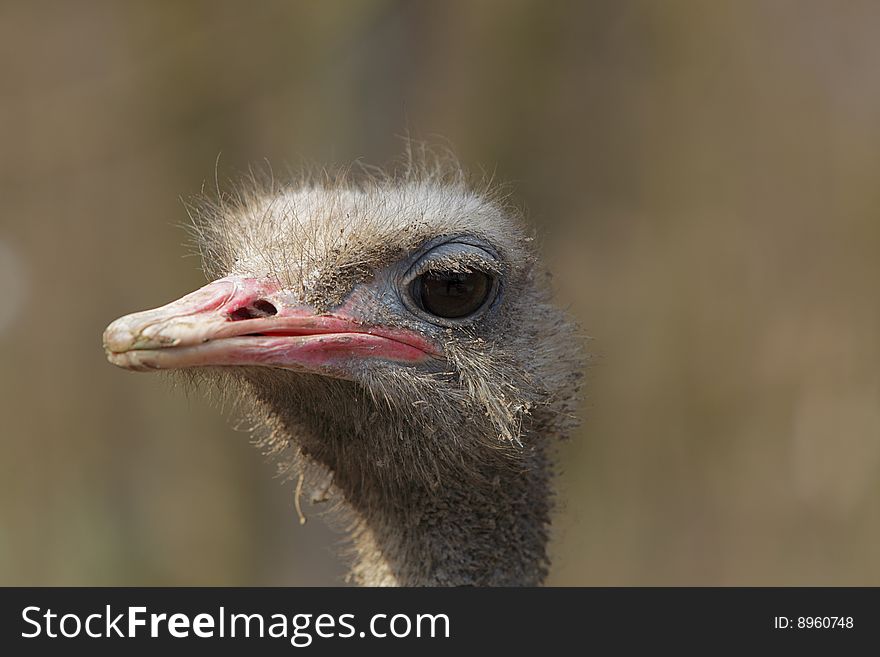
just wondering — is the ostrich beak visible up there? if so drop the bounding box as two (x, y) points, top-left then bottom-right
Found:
(103, 276), (437, 374)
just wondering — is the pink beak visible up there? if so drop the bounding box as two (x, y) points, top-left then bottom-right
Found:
(103, 276), (438, 376)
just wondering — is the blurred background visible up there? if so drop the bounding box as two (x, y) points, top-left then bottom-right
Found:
(1, 0), (879, 585)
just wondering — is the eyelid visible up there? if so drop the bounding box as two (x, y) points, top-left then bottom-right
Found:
(404, 243), (502, 282)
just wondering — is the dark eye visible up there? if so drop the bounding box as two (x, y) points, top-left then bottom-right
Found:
(411, 270), (493, 319)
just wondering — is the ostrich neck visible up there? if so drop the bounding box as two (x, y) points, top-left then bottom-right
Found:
(259, 380), (553, 587)
(342, 445), (552, 587)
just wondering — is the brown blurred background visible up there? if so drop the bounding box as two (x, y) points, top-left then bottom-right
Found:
(1, 0), (879, 585)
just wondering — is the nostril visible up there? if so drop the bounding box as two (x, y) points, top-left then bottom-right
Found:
(228, 299), (278, 321)
(252, 299), (278, 316)
(228, 307), (256, 321)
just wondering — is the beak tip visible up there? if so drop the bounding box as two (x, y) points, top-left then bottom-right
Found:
(103, 316), (141, 354)
(104, 343), (163, 372)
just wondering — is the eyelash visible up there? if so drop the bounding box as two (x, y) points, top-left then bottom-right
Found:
(406, 256), (501, 281)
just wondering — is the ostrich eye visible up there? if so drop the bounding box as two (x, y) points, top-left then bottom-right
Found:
(412, 270), (493, 319)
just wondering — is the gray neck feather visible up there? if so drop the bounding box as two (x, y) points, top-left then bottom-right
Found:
(241, 371), (552, 587)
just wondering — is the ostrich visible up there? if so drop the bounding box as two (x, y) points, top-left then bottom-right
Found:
(103, 160), (582, 586)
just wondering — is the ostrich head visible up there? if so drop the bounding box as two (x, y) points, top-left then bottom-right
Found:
(104, 161), (582, 586)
